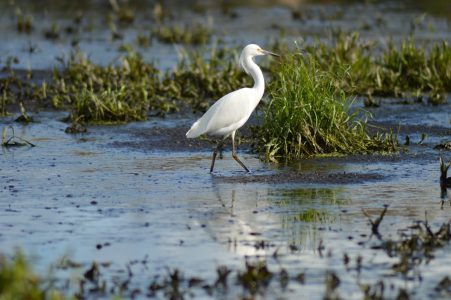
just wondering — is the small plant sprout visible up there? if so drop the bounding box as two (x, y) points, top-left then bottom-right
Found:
(14, 102), (33, 123)
(43, 23), (60, 40)
(16, 13), (34, 33)
(2, 126), (35, 147)
(362, 205), (389, 239)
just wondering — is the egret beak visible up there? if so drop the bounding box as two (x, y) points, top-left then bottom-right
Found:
(261, 49), (280, 57)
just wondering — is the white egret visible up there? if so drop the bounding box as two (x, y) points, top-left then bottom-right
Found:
(186, 44), (278, 173)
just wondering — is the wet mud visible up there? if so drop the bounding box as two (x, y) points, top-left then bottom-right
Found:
(213, 171), (385, 184)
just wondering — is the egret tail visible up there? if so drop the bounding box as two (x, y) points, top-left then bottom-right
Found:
(186, 120), (203, 138)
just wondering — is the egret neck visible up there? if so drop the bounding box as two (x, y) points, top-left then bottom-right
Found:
(243, 55), (265, 101)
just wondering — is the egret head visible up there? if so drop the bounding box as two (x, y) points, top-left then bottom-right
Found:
(242, 44), (279, 58)
(240, 44), (279, 74)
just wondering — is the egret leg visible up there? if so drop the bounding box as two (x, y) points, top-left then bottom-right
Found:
(210, 140), (223, 173)
(231, 131), (250, 173)
(218, 143), (224, 159)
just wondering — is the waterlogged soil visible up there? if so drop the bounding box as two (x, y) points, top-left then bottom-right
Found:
(0, 100), (450, 298)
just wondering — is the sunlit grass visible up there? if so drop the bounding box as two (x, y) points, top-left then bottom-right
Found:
(0, 251), (64, 300)
(256, 51), (397, 160)
(49, 50), (167, 122)
(297, 32), (451, 104)
(0, 71), (34, 117)
(152, 23), (212, 45)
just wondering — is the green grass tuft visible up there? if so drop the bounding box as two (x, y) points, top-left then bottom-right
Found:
(255, 51), (397, 160)
(49, 50), (171, 122)
(295, 32), (451, 104)
(0, 251), (64, 300)
(152, 23), (211, 45)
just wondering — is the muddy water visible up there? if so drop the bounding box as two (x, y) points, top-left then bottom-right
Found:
(0, 101), (450, 298)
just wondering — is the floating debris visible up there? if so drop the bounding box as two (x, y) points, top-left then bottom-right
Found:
(435, 276), (451, 295)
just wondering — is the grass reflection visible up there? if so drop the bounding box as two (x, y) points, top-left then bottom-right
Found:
(270, 187), (347, 206)
(268, 187), (348, 250)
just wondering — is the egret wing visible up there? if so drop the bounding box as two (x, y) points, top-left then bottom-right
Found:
(186, 88), (254, 138)
(204, 88), (254, 135)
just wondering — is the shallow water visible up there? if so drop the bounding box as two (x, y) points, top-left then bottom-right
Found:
(1, 0), (451, 297)
(0, 101), (450, 298)
(0, 1), (450, 70)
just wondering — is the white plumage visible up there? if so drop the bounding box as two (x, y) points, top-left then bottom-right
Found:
(186, 44), (278, 173)
(186, 88), (257, 138)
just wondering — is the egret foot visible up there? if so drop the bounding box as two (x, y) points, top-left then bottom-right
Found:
(231, 131), (250, 173)
(232, 152), (250, 173)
